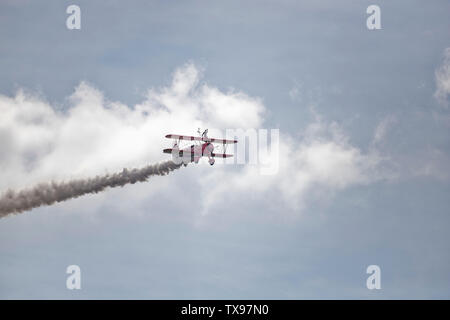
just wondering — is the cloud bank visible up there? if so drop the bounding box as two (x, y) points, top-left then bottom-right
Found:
(0, 63), (388, 217)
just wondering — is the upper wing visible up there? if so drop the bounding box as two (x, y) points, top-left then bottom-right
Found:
(209, 138), (238, 144)
(211, 153), (233, 158)
(165, 134), (237, 144)
(165, 134), (203, 142)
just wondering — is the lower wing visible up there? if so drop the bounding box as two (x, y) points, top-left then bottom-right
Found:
(211, 153), (233, 158)
(163, 148), (195, 156)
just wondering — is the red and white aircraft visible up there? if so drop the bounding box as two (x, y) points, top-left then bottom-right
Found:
(164, 129), (237, 166)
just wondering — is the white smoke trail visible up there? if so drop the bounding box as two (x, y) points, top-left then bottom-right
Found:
(0, 161), (182, 218)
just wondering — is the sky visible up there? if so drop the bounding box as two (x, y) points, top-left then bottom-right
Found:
(0, 0), (450, 299)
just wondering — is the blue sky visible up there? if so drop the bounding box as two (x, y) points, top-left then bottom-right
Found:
(0, 0), (449, 299)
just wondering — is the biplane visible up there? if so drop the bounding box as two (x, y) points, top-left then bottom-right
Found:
(164, 129), (237, 166)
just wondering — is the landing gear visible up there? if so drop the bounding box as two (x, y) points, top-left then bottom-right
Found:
(209, 158), (215, 166)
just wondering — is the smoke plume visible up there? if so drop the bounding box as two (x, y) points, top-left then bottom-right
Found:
(0, 161), (182, 218)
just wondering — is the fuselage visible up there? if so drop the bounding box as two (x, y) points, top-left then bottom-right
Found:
(173, 142), (214, 165)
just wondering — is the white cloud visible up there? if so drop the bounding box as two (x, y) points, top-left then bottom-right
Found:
(289, 81), (302, 101)
(200, 118), (385, 215)
(0, 63), (262, 189)
(372, 115), (397, 146)
(434, 47), (450, 108)
(0, 63), (389, 218)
